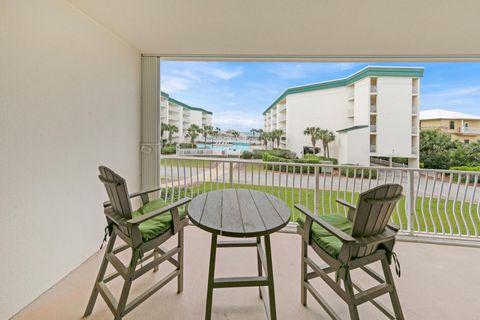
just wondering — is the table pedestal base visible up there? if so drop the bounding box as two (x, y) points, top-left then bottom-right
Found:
(205, 234), (277, 320)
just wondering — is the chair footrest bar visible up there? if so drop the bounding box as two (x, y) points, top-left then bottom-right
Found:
(217, 240), (257, 248)
(106, 253), (128, 279)
(351, 282), (395, 319)
(354, 283), (392, 305)
(134, 246), (179, 280)
(156, 246), (179, 268)
(213, 276), (269, 288)
(123, 269), (180, 316)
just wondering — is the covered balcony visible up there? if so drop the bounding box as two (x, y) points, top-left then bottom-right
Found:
(3, 1), (480, 320)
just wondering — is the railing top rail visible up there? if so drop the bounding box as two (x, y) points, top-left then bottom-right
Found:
(161, 156), (480, 175)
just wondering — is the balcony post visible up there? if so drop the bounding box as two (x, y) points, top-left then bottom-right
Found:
(314, 166), (319, 215)
(406, 170), (415, 235)
(229, 162), (234, 187)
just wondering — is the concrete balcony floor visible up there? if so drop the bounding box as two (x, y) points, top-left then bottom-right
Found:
(15, 227), (479, 319)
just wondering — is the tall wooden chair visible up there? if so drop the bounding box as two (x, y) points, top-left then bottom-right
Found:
(296, 183), (404, 320)
(84, 166), (190, 319)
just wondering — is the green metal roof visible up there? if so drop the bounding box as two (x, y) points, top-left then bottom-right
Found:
(161, 91), (213, 115)
(263, 66), (424, 115)
(336, 125), (369, 133)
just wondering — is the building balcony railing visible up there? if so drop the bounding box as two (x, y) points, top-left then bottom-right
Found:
(370, 105), (377, 113)
(412, 127), (418, 134)
(371, 85), (377, 93)
(278, 104), (286, 112)
(460, 127), (480, 134)
(160, 157), (480, 244)
(370, 145), (376, 152)
(370, 125), (377, 133)
(278, 114), (287, 122)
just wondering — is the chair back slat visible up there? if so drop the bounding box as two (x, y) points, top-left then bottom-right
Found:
(351, 184), (403, 238)
(98, 166), (133, 220)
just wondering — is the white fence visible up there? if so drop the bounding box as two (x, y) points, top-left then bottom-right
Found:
(160, 157), (480, 246)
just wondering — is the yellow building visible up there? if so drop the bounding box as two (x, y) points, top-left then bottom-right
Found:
(420, 109), (480, 143)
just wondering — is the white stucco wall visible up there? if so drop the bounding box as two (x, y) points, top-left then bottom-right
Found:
(0, 1), (141, 318)
(285, 88), (351, 158)
(353, 78), (370, 126)
(376, 77), (413, 157)
(345, 128), (370, 165)
(190, 110), (204, 127)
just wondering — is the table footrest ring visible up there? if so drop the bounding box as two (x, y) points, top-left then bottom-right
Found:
(213, 276), (269, 288)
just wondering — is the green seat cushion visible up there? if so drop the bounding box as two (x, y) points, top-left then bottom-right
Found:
(132, 198), (187, 241)
(297, 214), (353, 258)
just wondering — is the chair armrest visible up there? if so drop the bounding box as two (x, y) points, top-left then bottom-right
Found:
(387, 223), (400, 232)
(353, 228), (397, 246)
(336, 198), (356, 210)
(127, 197), (191, 226)
(102, 186), (164, 208)
(295, 204), (355, 243)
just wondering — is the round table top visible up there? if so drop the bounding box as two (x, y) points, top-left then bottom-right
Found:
(187, 189), (291, 237)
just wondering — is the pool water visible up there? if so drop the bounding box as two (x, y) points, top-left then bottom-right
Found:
(196, 142), (252, 152)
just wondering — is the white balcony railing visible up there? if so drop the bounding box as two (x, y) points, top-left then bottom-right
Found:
(370, 105), (377, 113)
(370, 125), (377, 133)
(370, 145), (376, 152)
(160, 157), (480, 245)
(371, 85), (377, 93)
(460, 127), (480, 134)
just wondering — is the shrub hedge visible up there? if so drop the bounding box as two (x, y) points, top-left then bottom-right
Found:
(161, 146), (176, 154)
(178, 143), (197, 149)
(449, 166), (480, 183)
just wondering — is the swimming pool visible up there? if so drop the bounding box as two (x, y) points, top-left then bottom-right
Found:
(196, 142), (252, 152)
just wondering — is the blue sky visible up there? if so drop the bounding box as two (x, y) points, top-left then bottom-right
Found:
(160, 61), (480, 132)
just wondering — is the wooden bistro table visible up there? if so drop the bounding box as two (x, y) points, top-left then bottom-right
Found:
(187, 188), (291, 320)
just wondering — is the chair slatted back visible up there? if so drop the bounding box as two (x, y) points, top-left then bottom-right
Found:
(351, 183), (403, 237)
(98, 166), (137, 238)
(348, 184), (402, 259)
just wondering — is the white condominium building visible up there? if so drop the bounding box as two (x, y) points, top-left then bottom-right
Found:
(263, 66), (424, 168)
(161, 92), (212, 143)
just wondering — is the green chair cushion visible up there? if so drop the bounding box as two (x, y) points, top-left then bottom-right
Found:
(132, 198), (187, 241)
(297, 214), (353, 258)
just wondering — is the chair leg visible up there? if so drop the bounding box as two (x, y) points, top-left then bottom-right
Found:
(114, 251), (138, 320)
(177, 228), (184, 293)
(300, 240), (308, 306)
(264, 235), (277, 320)
(344, 273), (360, 320)
(256, 236), (262, 299)
(153, 249), (159, 272)
(83, 232), (117, 317)
(205, 234), (218, 320)
(381, 257), (405, 320)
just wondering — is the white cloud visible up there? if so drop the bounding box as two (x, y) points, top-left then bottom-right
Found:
(161, 76), (192, 93)
(422, 85), (480, 109)
(266, 62), (359, 79)
(208, 67), (243, 80)
(212, 111), (263, 131)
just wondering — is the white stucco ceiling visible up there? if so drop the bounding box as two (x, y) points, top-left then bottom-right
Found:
(67, 0), (480, 59)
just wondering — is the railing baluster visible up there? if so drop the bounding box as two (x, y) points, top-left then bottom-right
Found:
(460, 174), (470, 236)
(469, 175), (478, 237)
(452, 173), (462, 236)
(444, 174), (454, 235)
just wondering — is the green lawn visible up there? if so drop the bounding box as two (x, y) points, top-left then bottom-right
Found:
(160, 182), (480, 236)
(161, 158), (213, 168)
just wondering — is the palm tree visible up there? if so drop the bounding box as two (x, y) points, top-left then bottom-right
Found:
(319, 129), (335, 158)
(303, 127), (321, 154)
(213, 127), (221, 140)
(167, 124), (178, 144)
(200, 125), (214, 145)
(230, 130), (240, 140)
(185, 124), (200, 144)
(160, 122), (169, 145)
(259, 131), (269, 150)
(271, 129), (284, 149)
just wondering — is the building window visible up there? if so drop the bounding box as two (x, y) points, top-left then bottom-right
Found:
(464, 139), (470, 144)
(449, 121), (455, 129)
(465, 122), (469, 128)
